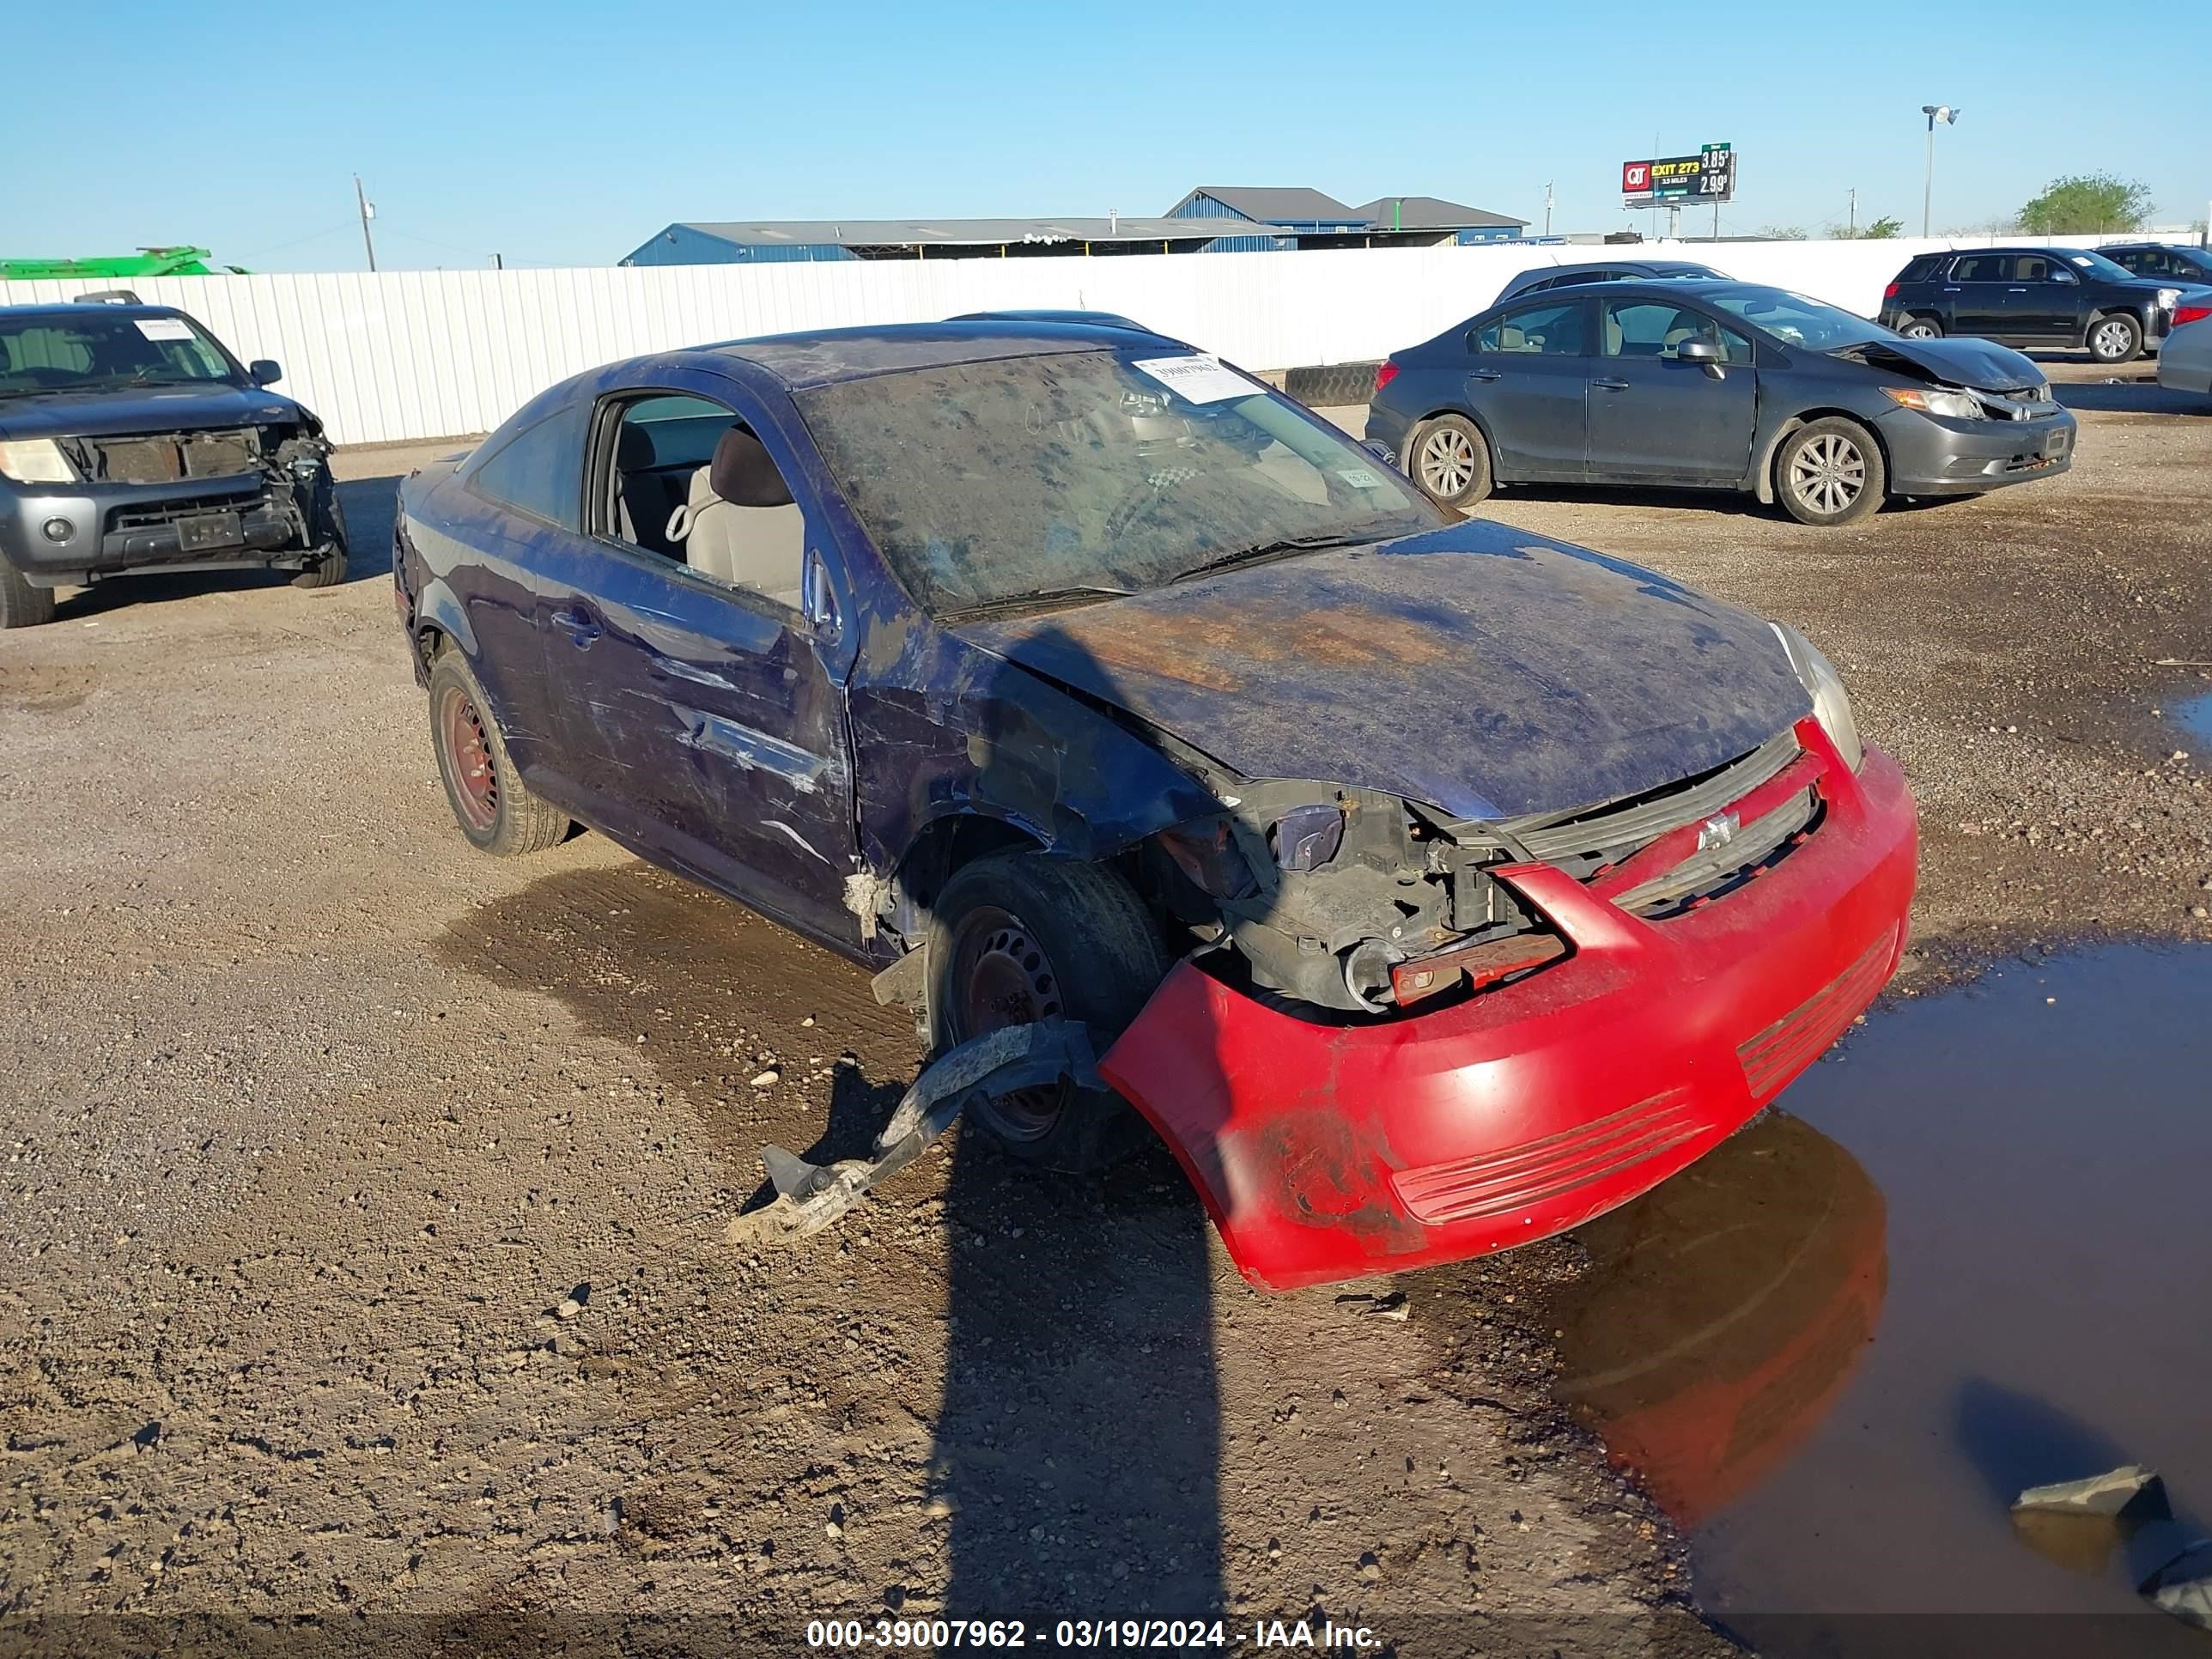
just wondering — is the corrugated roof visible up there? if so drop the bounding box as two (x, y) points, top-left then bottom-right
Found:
(1185, 186), (1361, 222)
(676, 217), (1220, 248)
(1352, 196), (1527, 230)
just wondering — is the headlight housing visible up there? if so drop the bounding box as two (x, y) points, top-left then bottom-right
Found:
(1881, 385), (1983, 421)
(1771, 622), (1865, 773)
(2156, 287), (2182, 311)
(0, 439), (78, 485)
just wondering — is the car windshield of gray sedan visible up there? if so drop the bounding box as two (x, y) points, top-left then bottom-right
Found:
(794, 349), (1436, 617)
(0, 313), (238, 397)
(1701, 289), (1891, 350)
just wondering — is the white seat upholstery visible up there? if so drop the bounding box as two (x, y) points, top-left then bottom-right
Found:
(666, 464), (805, 610)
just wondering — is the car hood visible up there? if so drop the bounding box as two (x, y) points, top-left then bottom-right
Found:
(1837, 335), (2042, 392)
(952, 519), (1814, 823)
(0, 384), (308, 441)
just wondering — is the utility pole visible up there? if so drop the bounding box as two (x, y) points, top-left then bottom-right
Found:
(354, 174), (379, 272)
(1848, 187), (1856, 238)
(1920, 106), (1958, 237)
(1542, 181), (1553, 237)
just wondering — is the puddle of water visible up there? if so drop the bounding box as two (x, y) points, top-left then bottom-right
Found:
(1549, 944), (2212, 1651)
(2176, 690), (2212, 748)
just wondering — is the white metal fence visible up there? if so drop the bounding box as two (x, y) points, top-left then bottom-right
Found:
(0, 234), (2142, 447)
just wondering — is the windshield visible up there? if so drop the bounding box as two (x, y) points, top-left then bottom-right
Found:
(794, 348), (1437, 617)
(2065, 250), (2138, 283)
(1703, 287), (1890, 349)
(0, 312), (240, 398)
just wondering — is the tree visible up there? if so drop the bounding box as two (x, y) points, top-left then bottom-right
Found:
(1757, 225), (1808, 241)
(1861, 215), (1903, 240)
(2018, 173), (2153, 234)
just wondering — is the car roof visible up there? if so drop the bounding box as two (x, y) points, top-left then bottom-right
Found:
(0, 301), (192, 323)
(686, 319), (1185, 389)
(1494, 278), (1780, 309)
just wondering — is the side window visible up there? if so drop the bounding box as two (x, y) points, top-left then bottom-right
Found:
(1951, 254), (2007, 283)
(1474, 299), (1588, 356)
(2014, 254), (2056, 283)
(1898, 255), (1942, 283)
(1515, 275), (1556, 295)
(598, 392), (808, 612)
(1601, 301), (1753, 364)
(469, 401), (589, 531)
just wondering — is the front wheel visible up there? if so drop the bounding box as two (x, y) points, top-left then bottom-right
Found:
(0, 558), (57, 629)
(2087, 313), (2143, 365)
(427, 651), (570, 856)
(926, 852), (1170, 1171)
(1776, 418), (1885, 527)
(1407, 414), (1494, 513)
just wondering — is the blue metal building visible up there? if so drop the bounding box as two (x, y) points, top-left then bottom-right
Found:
(1164, 187), (1527, 252)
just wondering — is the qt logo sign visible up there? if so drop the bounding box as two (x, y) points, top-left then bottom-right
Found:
(1622, 162), (1651, 191)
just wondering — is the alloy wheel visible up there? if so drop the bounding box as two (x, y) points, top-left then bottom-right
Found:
(2092, 319), (2134, 360)
(1789, 433), (1867, 517)
(1418, 427), (1478, 496)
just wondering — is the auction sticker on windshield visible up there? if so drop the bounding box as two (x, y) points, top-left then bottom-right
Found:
(133, 318), (197, 342)
(1132, 354), (1257, 404)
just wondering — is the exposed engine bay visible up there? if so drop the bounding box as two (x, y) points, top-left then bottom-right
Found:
(1137, 728), (1817, 1017)
(57, 423), (340, 562)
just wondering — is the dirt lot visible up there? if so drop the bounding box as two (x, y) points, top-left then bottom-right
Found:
(1, 367), (2205, 1654)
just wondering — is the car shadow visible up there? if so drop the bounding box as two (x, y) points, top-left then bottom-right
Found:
(2051, 382), (2210, 416)
(930, 618), (1231, 1626)
(40, 471), (400, 624)
(1475, 482), (1778, 522)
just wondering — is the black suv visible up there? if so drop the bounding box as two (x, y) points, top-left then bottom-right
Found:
(2099, 241), (2212, 284)
(1879, 246), (2206, 365)
(0, 301), (348, 627)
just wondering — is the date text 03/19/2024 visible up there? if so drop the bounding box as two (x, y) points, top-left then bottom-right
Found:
(803, 1618), (1382, 1650)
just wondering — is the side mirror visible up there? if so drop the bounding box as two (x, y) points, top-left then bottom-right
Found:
(249, 359), (283, 386)
(803, 549), (841, 636)
(1674, 338), (1727, 379)
(2051, 268), (2078, 285)
(1361, 438), (1397, 466)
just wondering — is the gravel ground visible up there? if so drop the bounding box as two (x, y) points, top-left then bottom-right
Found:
(1, 372), (2204, 1652)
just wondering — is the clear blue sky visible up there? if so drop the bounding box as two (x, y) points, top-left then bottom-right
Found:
(9, 0), (2202, 271)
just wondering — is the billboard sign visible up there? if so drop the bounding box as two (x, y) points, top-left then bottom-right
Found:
(1622, 144), (1735, 207)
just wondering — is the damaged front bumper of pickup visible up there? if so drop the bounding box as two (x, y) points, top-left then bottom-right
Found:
(0, 423), (343, 585)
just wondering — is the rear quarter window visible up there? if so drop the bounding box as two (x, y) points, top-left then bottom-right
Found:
(467, 402), (589, 531)
(1897, 255), (1943, 283)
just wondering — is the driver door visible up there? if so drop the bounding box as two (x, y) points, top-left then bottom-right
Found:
(1586, 299), (1757, 484)
(533, 376), (860, 945)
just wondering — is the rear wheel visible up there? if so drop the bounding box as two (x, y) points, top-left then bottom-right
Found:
(1775, 417), (1885, 527)
(1407, 414), (1494, 512)
(427, 651), (569, 855)
(1898, 315), (1942, 339)
(2087, 312), (2143, 365)
(0, 558), (57, 629)
(926, 852), (1170, 1171)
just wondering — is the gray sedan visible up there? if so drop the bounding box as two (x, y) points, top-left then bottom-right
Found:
(1365, 281), (2076, 527)
(2156, 307), (2212, 399)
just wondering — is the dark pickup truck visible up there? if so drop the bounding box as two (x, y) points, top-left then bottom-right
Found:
(0, 301), (348, 627)
(1878, 246), (2208, 366)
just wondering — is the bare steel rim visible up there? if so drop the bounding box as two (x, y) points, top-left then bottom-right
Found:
(1787, 431), (1868, 516)
(947, 904), (1067, 1140)
(2091, 317), (2136, 360)
(438, 684), (500, 834)
(1417, 424), (1478, 496)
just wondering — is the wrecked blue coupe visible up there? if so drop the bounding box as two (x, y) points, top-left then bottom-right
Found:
(394, 320), (1915, 1287)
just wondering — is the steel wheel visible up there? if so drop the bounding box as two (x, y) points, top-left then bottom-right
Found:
(438, 683), (500, 835)
(945, 905), (1067, 1141)
(1418, 426), (1479, 496)
(1789, 432), (1867, 517)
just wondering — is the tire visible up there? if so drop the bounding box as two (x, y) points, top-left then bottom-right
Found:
(426, 650), (569, 856)
(1407, 414), (1494, 512)
(1283, 362), (1385, 407)
(1775, 417), (1886, 527)
(926, 851), (1170, 1172)
(0, 558), (57, 629)
(292, 544), (347, 588)
(1898, 315), (1942, 339)
(2087, 312), (2143, 365)
(292, 472), (349, 587)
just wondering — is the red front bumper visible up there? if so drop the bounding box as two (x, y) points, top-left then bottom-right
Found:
(1097, 721), (1919, 1291)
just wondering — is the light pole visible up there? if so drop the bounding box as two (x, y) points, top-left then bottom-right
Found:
(1920, 105), (1958, 237)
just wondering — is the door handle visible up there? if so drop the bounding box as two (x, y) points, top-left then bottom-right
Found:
(1942, 286), (1962, 293)
(2007, 286), (2028, 293)
(1590, 377), (1631, 391)
(550, 606), (603, 646)
(1469, 368), (1503, 381)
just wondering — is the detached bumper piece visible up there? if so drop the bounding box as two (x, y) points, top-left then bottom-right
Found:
(1099, 720), (1918, 1291)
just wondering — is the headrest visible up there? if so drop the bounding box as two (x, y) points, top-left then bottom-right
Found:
(616, 422), (656, 470)
(710, 426), (793, 508)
